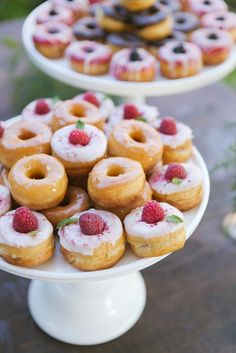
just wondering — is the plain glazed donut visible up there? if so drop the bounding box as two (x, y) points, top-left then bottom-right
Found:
(0, 120), (52, 169)
(108, 120), (163, 173)
(88, 157), (145, 208)
(43, 186), (91, 228)
(8, 154), (68, 210)
(52, 99), (105, 131)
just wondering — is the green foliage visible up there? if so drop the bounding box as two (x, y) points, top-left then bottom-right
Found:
(0, 1), (43, 20)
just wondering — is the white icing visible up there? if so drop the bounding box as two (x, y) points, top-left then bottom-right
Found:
(36, 4), (74, 25)
(33, 21), (73, 44)
(0, 186), (11, 217)
(58, 209), (123, 255)
(0, 211), (53, 248)
(51, 124), (107, 163)
(188, 0), (228, 16)
(22, 98), (61, 125)
(51, 0), (88, 13)
(149, 162), (202, 195)
(74, 92), (114, 120)
(201, 11), (236, 31)
(191, 28), (233, 53)
(156, 120), (193, 148)
(124, 202), (185, 239)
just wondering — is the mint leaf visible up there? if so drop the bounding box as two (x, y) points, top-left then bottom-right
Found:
(51, 95), (60, 104)
(136, 117), (147, 123)
(172, 177), (182, 185)
(28, 231), (37, 236)
(56, 217), (78, 230)
(76, 120), (85, 129)
(166, 215), (183, 224)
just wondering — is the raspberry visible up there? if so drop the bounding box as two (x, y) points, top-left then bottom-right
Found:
(164, 163), (187, 181)
(141, 201), (165, 224)
(34, 99), (50, 115)
(69, 129), (90, 146)
(123, 104), (140, 120)
(79, 212), (105, 235)
(13, 207), (38, 233)
(0, 125), (4, 138)
(83, 92), (100, 107)
(159, 116), (177, 135)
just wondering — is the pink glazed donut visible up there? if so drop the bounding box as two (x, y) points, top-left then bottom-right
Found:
(51, 0), (88, 19)
(36, 5), (75, 25)
(201, 11), (236, 41)
(187, 0), (228, 17)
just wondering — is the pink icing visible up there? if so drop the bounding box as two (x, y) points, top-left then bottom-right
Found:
(191, 28), (233, 54)
(36, 5), (75, 25)
(33, 21), (73, 46)
(0, 185), (11, 217)
(201, 11), (236, 31)
(188, 0), (228, 17)
(51, 0), (88, 13)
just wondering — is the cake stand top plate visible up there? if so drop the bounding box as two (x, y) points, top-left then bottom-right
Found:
(0, 116), (210, 282)
(22, 1), (236, 98)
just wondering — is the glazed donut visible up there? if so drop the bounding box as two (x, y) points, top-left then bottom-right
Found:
(8, 154), (68, 210)
(148, 31), (186, 56)
(73, 17), (106, 41)
(158, 41), (203, 78)
(52, 99), (105, 131)
(33, 21), (72, 59)
(51, 123), (107, 177)
(0, 120), (52, 169)
(22, 97), (61, 126)
(51, 0), (88, 19)
(96, 1), (130, 32)
(43, 186), (91, 228)
(131, 3), (173, 41)
(66, 40), (112, 75)
(107, 32), (145, 52)
(191, 28), (233, 65)
(0, 185), (11, 216)
(120, 0), (156, 11)
(110, 48), (157, 82)
(173, 11), (199, 37)
(88, 157), (145, 208)
(58, 209), (125, 271)
(36, 5), (75, 25)
(187, 0), (228, 17)
(201, 11), (236, 41)
(159, 0), (181, 12)
(0, 209), (55, 267)
(108, 120), (163, 173)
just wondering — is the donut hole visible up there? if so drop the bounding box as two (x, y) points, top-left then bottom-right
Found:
(71, 104), (86, 118)
(27, 168), (46, 180)
(18, 130), (37, 140)
(176, 17), (185, 24)
(86, 23), (97, 30)
(129, 130), (146, 143)
(107, 165), (125, 177)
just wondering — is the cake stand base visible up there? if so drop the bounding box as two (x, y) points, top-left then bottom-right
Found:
(28, 272), (146, 345)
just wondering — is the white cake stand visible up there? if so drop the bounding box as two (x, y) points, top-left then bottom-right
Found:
(0, 117), (210, 345)
(22, 1), (236, 103)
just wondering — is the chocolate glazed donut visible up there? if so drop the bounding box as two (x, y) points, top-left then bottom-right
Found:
(73, 17), (106, 41)
(173, 11), (199, 33)
(131, 3), (168, 27)
(107, 32), (145, 49)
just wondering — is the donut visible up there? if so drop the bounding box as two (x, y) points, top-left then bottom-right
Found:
(32, 21), (72, 59)
(159, 0), (181, 12)
(0, 208), (55, 267)
(131, 3), (173, 41)
(191, 28), (233, 65)
(51, 0), (88, 19)
(120, 0), (156, 11)
(0, 185), (11, 216)
(149, 162), (203, 211)
(0, 168), (10, 189)
(148, 31), (186, 56)
(66, 40), (112, 75)
(110, 48), (157, 82)
(96, 1), (130, 32)
(158, 41), (203, 78)
(22, 97), (61, 126)
(43, 186), (91, 228)
(51, 123), (107, 177)
(173, 11), (199, 36)
(36, 5), (75, 25)
(73, 17), (106, 41)
(108, 120), (163, 173)
(0, 120), (52, 169)
(8, 154), (68, 210)
(52, 99), (105, 131)
(88, 157), (145, 209)
(187, 0), (228, 17)
(107, 32), (145, 52)
(58, 209), (125, 271)
(124, 201), (186, 257)
(201, 11), (236, 41)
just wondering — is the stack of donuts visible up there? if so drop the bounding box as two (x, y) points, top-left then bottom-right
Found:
(32, 0), (236, 81)
(0, 91), (204, 271)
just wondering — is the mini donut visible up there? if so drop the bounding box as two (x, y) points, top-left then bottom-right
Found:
(159, 0), (181, 12)
(51, 0), (88, 19)
(96, 1), (130, 32)
(58, 209), (126, 271)
(51, 123), (107, 177)
(110, 48), (157, 82)
(187, 0), (228, 17)
(120, 0), (156, 11)
(8, 154), (68, 210)
(52, 99), (105, 131)
(191, 28), (233, 65)
(66, 40), (112, 75)
(148, 31), (186, 56)
(33, 21), (73, 59)
(124, 201), (186, 257)
(107, 32), (145, 52)
(0, 168), (10, 189)
(0, 185), (11, 216)
(73, 17), (106, 42)
(0, 209), (55, 267)
(108, 120), (163, 173)
(43, 186), (91, 228)
(22, 97), (61, 126)
(173, 11), (199, 37)
(201, 11), (236, 42)
(88, 157), (146, 209)
(158, 41), (203, 79)
(131, 3), (173, 41)
(149, 162), (203, 211)
(0, 120), (52, 169)
(36, 5), (75, 25)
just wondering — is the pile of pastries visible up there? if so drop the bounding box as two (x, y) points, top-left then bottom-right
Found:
(31, 0), (236, 81)
(0, 91), (203, 271)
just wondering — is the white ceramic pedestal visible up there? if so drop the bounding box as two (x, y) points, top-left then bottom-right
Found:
(28, 272), (146, 345)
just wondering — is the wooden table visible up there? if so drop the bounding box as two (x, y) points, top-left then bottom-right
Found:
(1, 20), (236, 353)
